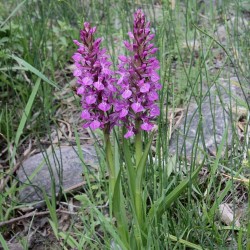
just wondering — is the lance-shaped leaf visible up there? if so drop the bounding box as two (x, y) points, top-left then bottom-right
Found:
(148, 161), (203, 219)
(123, 137), (136, 201)
(112, 168), (129, 247)
(136, 133), (155, 194)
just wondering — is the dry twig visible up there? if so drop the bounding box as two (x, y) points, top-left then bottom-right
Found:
(0, 209), (77, 228)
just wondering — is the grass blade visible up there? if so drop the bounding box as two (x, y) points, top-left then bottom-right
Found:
(205, 127), (228, 197)
(0, 0), (27, 28)
(123, 138), (136, 200)
(0, 233), (9, 250)
(112, 168), (129, 247)
(75, 194), (127, 250)
(10, 78), (41, 166)
(168, 233), (206, 250)
(10, 55), (59, 89)
(136, 133), (154, 193)
(149, 162), (203, 219)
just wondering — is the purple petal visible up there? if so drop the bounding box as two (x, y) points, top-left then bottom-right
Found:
(77, 86), (85, 95)
(138, 79), (144, 87)
(94, 80), (104, 90)
(154, 83), (162, 90)
(93, 38), (102, 47)
(73, 40), (81, 46)
(147, 34), (155, 41)
(83, 122), (91, 129)
(81, 110), (91, 120)
(150, 48), (158, 54)
(90, 26), (97, 34)
(83, 77), (93, 85)
(124, 130), (134, 138)
(84, 22), (90, 30)
(73, 68), (82, 77)
(102, 67), (112, 76)
(122, 89), (132, 99)
(90, 120), (100, 130)
(148, 91), (158, 101)
(150, 105), (160, 117)
(98, 102), (111, 112)
(72, 53), (82, 62)
(123, 40), (132, 51)
(86, 95), (96, 104)
(140, 83), (150, 93)
(141, 122), (154, 131)
(120, 108), (128, 118)
(117, 75), (126, 85)
(128, 31), (134, 39)
(131, 102), (144, 113)
(151, 73), (160, 82)
(118, 55), (128, 62)
(146, 44), (154, 50)
(108, 83), (117, 92)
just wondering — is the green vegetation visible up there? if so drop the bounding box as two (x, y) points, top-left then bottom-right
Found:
(0, 0), (249, 249)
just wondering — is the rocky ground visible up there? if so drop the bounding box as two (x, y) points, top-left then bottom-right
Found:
(1, 2), (250, 249)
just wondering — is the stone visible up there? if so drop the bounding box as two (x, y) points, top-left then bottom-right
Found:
(169, 77), (249, 161)
(215, 16), (249, 45)
(17, 145), (99, 203)
(215, 25), (227, 45)
(6, 243), (24, 250)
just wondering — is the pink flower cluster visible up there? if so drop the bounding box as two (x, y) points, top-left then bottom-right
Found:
(116, 9), (161, 138)
(73, 10), (161, 138)
(72, 22), (117, 131)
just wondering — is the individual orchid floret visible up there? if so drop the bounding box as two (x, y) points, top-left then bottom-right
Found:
(72, 22), (117, 132)
(116, 9), (161, 137)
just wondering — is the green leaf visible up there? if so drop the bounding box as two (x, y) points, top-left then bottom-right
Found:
(43, 188), (58, 237)
(149, 162), (203, 219)
(58, 232), (79, 248)
(168, 234), (206, 250)
(11, 78), (41, 166)
(49, 219), (59, 240)
(0, 233), (9, 250)
(208, 166), (243, 220)
(0, 0), (27, 28)
(133, 133), (154, 235)
(136, 133), (154, 192)
(10, 55), (59, 89)
(205, 127), (228, 197)
(123, 138), (136, 200)
(112, 168), (129, 246)
(76, 194), (128, 250)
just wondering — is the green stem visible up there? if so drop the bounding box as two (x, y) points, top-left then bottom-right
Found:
(104, 132), (128, 247)
(104, 132), (116, 202)
(135, 120), (142, 168)
(134, 120), (145, 247)
(135, 189), (143, 229)
(134, 120), (143, 225)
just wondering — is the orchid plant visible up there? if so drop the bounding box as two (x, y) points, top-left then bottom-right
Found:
(73, 10), (202, 249)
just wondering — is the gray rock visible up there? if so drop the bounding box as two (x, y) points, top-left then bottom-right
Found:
(215, 25), (227, 45)
(215, 16), (249, 45)
(169, 77), (249, 161)
(6, 243), (24, 250)
(17, 145), (99, 203)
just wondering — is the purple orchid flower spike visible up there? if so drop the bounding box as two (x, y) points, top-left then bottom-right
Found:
(116, 9), (161, 137)
(73, 11), (161, 139)
(72, 22), (117, 132)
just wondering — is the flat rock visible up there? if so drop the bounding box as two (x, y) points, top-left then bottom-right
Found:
(169, 77), (249, 161)
(17, 145), (98, 203)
